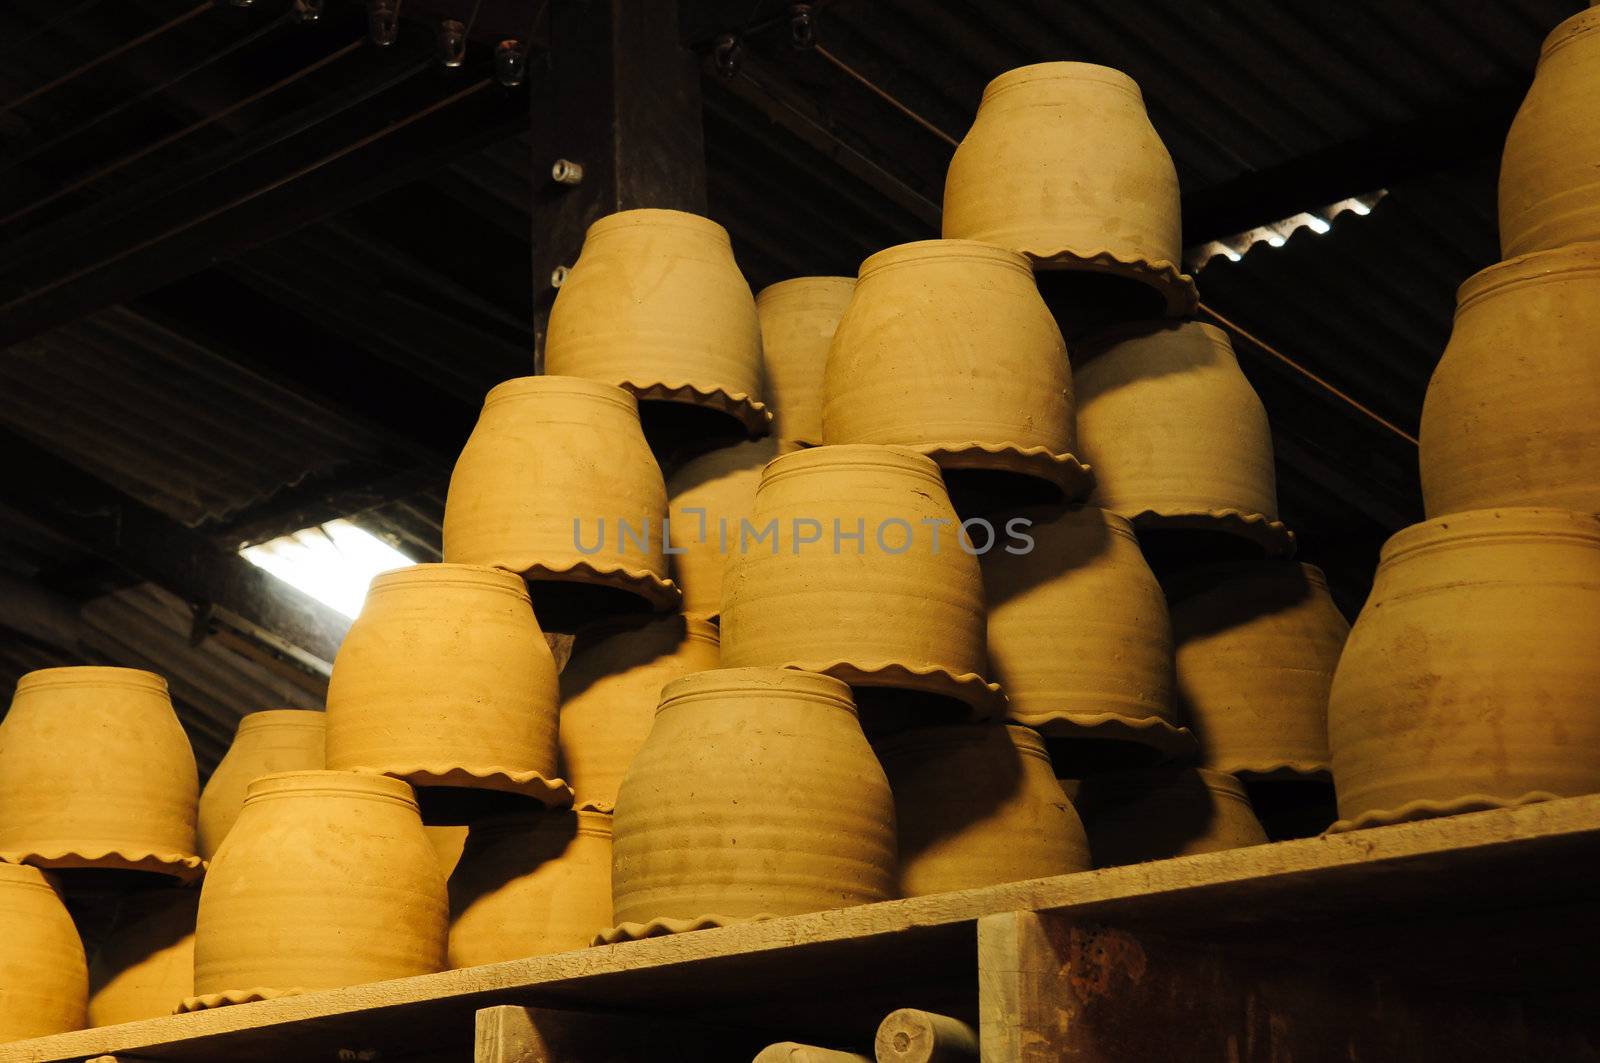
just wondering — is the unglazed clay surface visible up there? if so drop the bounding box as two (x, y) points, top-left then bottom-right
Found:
(87, 886), (197, 1026)
(198, 710), (325, 860)
(756, 275), (855, 447)
(1073, 767), (1267, 866)
(0, 863), (86, 1041)
(666, 438), (778, 618)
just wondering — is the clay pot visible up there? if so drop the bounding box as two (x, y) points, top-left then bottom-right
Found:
(325, 564), (568, 813)
(190, 770), (446, 1008)
(425, 826), (469, 878)
(87, 886), (197, 1026)
(558, 614), (722, 811)
(874, 724), (1089, 896)
(719, 445), (1001, 719)
(447, 810), (612, 965)
(1328, 508), (1600, 830)
(1499, 9), (1600, 257)
(756, 276), (855, 447)
(198, 709), (326, 860)
(1419, 244), (1600, 516)
(822, 240), (1090, 498)
(1167, 562), (1347, 779)
(1073, 768), (1267, 866)
(0, 667), (201, 879)
(666, 438), (779, 619)
(1074, 321), (1291, 557)
(442, 376), (678, 619)
(608, 668), (895, 936)
(942, 63), (1195, 317)
(0, 863), (86, 1040)
(981, 506), (1187, 760)
(545, 209), (769, 434)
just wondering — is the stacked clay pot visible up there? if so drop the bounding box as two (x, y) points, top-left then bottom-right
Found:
(757, 276), (856, 448)
(198, 709), (326, 860)
(1072, 768), (1267, 866)
(0, 862), (86, 1040)
(665, 437), (779, 619)
(88, 886), (198, 1025)
(0, 667), (202, 879)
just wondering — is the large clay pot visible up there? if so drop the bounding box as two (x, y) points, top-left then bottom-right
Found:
(666, 438), (779, 619)
(719, 445), (1001, 719)
(981, 506), (1188, 761)
(545, 208), (769, 435)
(0, 667), (201, 879)
(607, 668), (895, 939)
(0, 863), (86, 1040)
(442, 376), (678, 619)
(1499, 8), (1600, 257)
(87, 886), (197, 1026)
(197, 709), (325, 860)
(189, 770), (446, 1009)
(326, 563), (568, 812)
(558, 614), (721, 812)
(1167, 561), (1347, 779)
(874, 724), (1089, 896)
(447, 810), (612, 965)
(822, 240), (1090, 498)
(1419, 244), (1600, 516)
(942, 62), (1195, 317)
(1073, 768), (1267, 866)
(1328, 508), (1600, 830)
(756, 276), (855, 447)
(1074, 321), (1291, 557)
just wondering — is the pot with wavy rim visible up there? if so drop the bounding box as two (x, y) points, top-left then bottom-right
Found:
(666, 438), (779, 619)
(757, 276), (855, 448)
(1072, 767), (1267, 866)
(198, 709), (326, 860)
(88, 886), (197, 1026)
(0, 862), (86, 1040)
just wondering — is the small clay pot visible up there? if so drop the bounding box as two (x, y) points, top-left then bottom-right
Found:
(88, 886), (197, 1026)
(0, 863), (86, 1040)
(447, 810), (612, 965)
(0, 667), (201, 880)
(756, 276), (855, 447)
(1073, 768), (1268, 866)
(197, 709), (326, 860)
(666, 438), (779, 619)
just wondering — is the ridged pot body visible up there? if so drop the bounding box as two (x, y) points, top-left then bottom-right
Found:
(545, 209), (764, 407)
(88, 887), (197, 1025)
(447, 810), (612, 964)
(1075, 321), (1277, 519)
(326, 564), (559, 786)
(1419, 245), (1600, 516)
(757, 276), (855, 446)
(943, 63), (1181, 271)
(443, 377), (670, 586)
(194, 771), (446, 996)
(983, 506), (1174, 726)
(559, 615), (721, 811)
(1329, 508), (1600, 824)
(1073, 768), (1267, 866)
(1169, 562), (1348, 777)
(611, 668), (895, 924)
(0, 667), (198, 866)
(875, 724), (1089, 896)
(0, 863), (86, 1041)
(666, 438), (779, 618)
(198, 710), (326, 860)
(1500, 10), (1600, 257)
(822, 241), (1075, 458)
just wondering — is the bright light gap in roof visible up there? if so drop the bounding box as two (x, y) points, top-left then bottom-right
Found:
(1188, 190), (1387, 270)
(240, 519), (414, 619)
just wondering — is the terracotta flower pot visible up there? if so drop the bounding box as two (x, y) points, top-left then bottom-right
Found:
(443, 376), (678, 619)
(545, 208), (769, 435)
(874, 724), (1089, 896)
(1328, 508), (1600, 830)
(1499, 8), (1600, 257)
(558, 614), (721, 812)
(942, 63), (1195, 317)
(1419, 244), (1600, 516)
(981, 506), (1189, 761)
(188, 770), (446, 1009)
(607, 668), (895, 939)
(0, 863), (86, 1040)
(326, 564), (569, 812)
(719, 445), (1002, 719)
(756, 276), (855, 447)
(447, 810), (612, 965)
(821, 240), (1090, 498)
(1166, 561), (1348, 780)
(197, 709), (325, 860)
(1072, 768), (1267, 866)
(1074, 321), (1291, 557)
(0, 667), (201, 879)
(87, 886), (197, 1026)
(666, 438), (779, 619)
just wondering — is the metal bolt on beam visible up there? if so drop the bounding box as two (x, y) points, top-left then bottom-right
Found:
(550, 265), (570, 287)
(292, 0), (323, 22)
(551, 158), (585, 185)
(368, 0), (399, 46)
(495, 39), (526, 86)
(438, 19), (467, 67)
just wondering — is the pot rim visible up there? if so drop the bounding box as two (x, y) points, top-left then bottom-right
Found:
(0, 860), (56, 891)
(15, 666), (168, 696)
(760, 443), (945, 489)
(584, 207), (730, 244)
(755, 275), (857, 305)
(980, 61), (1141, 104)
(1540, 6), (1600, 62)
(1379, 507), (1600, 569)
(1454, 241), (1600, 314)
(857, 239), (1032, 280)
(244, 769), (418, 809)
(656, 666), (857, 716)
(1075, 318), (1232, 359)
(236, 708), (327, 733)
(366, 562), (531, 602)
(483, 376), (640, 414)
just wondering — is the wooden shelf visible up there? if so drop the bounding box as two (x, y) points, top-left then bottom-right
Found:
(9, 795), (1600, 1062)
